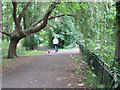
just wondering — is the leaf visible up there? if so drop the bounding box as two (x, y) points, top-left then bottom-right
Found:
(75, 70), (78, 73)
(77, 60), (80, 63)
(60, 1), (65, 6)
(90, 42), (94, 46)
(80, 3), (88, 10)
(114, 73), (117, 82)
(115, 83), (119, 88)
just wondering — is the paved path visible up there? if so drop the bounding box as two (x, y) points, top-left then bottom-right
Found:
(2, 49), (81, 88)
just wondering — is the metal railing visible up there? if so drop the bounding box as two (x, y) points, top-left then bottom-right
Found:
(77, 42), (120, 89)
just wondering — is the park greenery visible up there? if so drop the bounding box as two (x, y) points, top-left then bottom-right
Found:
(0, 1), (120, 89)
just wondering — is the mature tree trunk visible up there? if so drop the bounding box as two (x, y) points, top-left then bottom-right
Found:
(7, 36), (20, 58)
(6, 3), (9, 41)
(23, 14), (26, 29)
(0, 2), (3, 39)
(115, 1), (120, 64)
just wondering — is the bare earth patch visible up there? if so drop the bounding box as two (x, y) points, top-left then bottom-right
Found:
(2, 54), (44, 75)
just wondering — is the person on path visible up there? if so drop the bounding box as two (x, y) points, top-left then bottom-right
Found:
(39, 38), (41, 45)
(53, 37), (59, 53)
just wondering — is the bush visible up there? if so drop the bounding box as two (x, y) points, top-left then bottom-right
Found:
(22, 34), (38, 50)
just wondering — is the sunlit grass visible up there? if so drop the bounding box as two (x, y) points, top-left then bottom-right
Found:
(19, 50), (45, 56)
(59, 47), (78, 50)
(1, 40), (45, 57)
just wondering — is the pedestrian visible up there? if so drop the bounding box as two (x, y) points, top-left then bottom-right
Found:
(39, 38), (41, 45)
(53, 37), (59, 53)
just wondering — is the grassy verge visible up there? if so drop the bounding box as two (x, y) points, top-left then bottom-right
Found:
(19, 50), (45, 56)
(59, 47), (78, 50)
(1, 40), (45, 57)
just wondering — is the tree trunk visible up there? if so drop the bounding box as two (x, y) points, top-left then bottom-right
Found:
(23, 14), (26, 29)
(7, 37), (19, 58)
(0, 2), (3, 40)
(6, 3), (9, 41)
(115, 31), (120, 61)
(115, 1), (120, 64)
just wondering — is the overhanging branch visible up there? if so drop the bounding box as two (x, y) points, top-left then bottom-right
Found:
(32, 14), (74, 27)
(12, 1), (26, 36)
(0, 31), (10, 36)
(21, 2), (59, 38)
(12, 1), (20, 28)
(18, 1), (31, 23)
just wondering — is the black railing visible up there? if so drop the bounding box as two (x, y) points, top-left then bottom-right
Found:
(77, 42), (120, 89)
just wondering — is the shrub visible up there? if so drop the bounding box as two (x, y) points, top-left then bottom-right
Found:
(22, 34), (38, 51)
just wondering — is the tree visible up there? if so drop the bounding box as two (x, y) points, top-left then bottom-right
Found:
(115, 1), (120, 64)
(0, 1), (74, 58)
(22, 2), (38, 50)
(0, 2), (3, 39)
(48, 16), (75, 48)
(74, 2), (116, 64)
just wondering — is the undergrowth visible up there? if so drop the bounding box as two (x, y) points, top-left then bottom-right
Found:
(70, 54), (106, 89)
(1, 40), (45, 57)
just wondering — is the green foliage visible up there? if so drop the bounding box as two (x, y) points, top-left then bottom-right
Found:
(22, 35), (38, 50)
(16, 45), (26, 56)
(110, 60), (120, 88)
(70, 55), (99, 88)
(75, 2), (116, 66)
(1, 40), (44, 57)
(19, 50), (45, 56)
(48, 16), (77, 48)
(1, 40), (9, 57)
(39, 30), (48, 46)
(1, 40), (26, 57)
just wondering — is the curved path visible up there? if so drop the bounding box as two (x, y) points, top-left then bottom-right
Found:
(3, 49), (85, 88)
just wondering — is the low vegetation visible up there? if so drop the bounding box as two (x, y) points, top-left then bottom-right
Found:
(1, 40), (45, 58)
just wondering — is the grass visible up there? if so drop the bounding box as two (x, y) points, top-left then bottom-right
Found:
(1, 40), (45, 57)
(59, 47), (78, 50)
(19, 50), (45, 56)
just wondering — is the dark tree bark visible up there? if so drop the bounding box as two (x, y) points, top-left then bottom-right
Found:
(0, 2), (3, 39)
(23, 14), (26, 29)
(115, 1), (120, 64)
(7, 36), (20, 58)
(32, 14), (74, 27)
(6, 3), (10, 41)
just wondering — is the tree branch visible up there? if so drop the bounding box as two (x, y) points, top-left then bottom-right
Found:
(48, 14), (74, 20)
(18, 1), (31, 23)
(32, 14), (74, 27)
(12, 1), (26, 36)
(0, 31), (10, 36)
(19, 2), (59, 39)
(12, 1), (20, 28)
